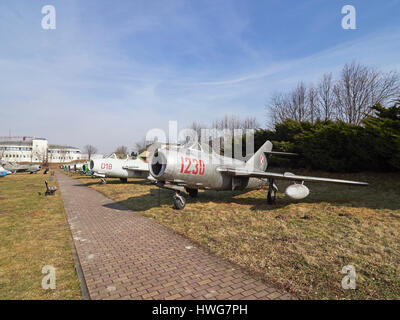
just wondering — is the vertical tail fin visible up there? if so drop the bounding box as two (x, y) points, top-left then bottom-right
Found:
(245, 140), (272, 171)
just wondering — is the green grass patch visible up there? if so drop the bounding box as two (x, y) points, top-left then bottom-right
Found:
(0, 172), (81, 299)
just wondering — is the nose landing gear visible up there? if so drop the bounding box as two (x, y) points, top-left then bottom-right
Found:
(173, 191), (186, 210)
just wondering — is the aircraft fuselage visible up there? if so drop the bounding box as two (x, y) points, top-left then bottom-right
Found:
(90, 158), (148, 179)
(150, 148), (266, 191)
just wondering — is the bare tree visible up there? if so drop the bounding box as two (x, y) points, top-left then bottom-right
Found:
(307, 85), (319, 124)
(241, 116), (259, 130)
(268, 92), (290, 124)
(268, 82), (309, 124)
(114, 146), (128, 158)
(318, 73), (336, 121)
(188, 121), (204, 142)
(84, 145), (98, 160)
(334, 62), (400, 124)
(134, 138), (148, 153)
(209, 114), (259, 142)
(291, 82), (309, 121)
(267, 62), (400, 125)
(207, 115), (259, 155)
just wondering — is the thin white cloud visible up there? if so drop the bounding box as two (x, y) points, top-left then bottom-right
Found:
(0, 2), (399, 153)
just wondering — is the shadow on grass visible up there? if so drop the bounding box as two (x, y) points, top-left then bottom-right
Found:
(102, 188), (315, 212)
(73, 178), (151, 187)
(102, 178), (400, 212)
(102, 188), (282, 212)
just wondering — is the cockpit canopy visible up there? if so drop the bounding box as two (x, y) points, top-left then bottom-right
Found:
(185, 142), (212, 154)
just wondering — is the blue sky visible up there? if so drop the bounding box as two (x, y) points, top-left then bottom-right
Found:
(0, 0), (399, 153)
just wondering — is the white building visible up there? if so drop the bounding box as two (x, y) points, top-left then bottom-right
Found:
(80, 153), (104, 160)
(0, 138), (82, 164)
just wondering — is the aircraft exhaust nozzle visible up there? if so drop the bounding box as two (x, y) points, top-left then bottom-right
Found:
(90, 160), (94, 170)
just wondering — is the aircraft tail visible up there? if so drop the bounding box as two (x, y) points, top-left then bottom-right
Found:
(245, 140), (272, 171)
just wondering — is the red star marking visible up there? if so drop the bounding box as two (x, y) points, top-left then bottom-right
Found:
(260, 154), (264, 165)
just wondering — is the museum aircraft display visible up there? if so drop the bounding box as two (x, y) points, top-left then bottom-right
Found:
(71, 163), (85, 171)
(1, 161), (42, 174)
(90, 153), (149, 183)
(149, 140), (369, 209)
(66, 162), (89, 172)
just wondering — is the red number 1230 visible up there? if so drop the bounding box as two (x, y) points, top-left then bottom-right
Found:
(180, 157), (205, 175)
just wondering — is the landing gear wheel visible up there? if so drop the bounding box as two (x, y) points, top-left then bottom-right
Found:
(120, 178), (128, 183)
(173, 192), (186, 210)
(100, 178), (107, 184)
(185, 188), (198, 198)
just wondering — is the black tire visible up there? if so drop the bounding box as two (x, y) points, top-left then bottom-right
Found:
(185, 188), (198, 198)
(267, 190), (274, 205)
(173, 194), (186, 210)
(120, 178), (128, 183)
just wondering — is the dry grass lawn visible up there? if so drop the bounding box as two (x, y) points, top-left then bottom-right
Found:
(0, 172), (81, 299)
(67, 170), (400, 299)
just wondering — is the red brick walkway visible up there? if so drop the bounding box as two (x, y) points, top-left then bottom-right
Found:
(56, 171), (295, 300)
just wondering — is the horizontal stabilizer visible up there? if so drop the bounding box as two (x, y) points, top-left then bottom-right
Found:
(265, 151), (298, 156)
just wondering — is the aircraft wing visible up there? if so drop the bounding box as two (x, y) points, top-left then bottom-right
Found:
(122, 165), (149, 172)
(92, 172), (106, 178)
(217, 168), (368, 186)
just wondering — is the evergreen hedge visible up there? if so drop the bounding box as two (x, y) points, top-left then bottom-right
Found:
(251, 103), (400, 172)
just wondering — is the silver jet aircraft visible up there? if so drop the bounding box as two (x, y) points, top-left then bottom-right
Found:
(148, 140), (368, 209)
(90, 153), (149, 183)
(2, 161), (42, 174)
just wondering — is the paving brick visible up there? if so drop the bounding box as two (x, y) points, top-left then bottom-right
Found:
(165, 294), (182, 300)
(56, 171), (294, 300)
(267, 291), (283, 300)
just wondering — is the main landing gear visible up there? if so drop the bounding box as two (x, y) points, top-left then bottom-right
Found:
(185, 187), (198, 198)
(267, 179), (278, 205)
(100, 178), (107, 184)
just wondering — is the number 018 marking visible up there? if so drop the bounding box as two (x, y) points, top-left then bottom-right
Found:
(101, 163), (112, 170)
(180, 157), (205, 175)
